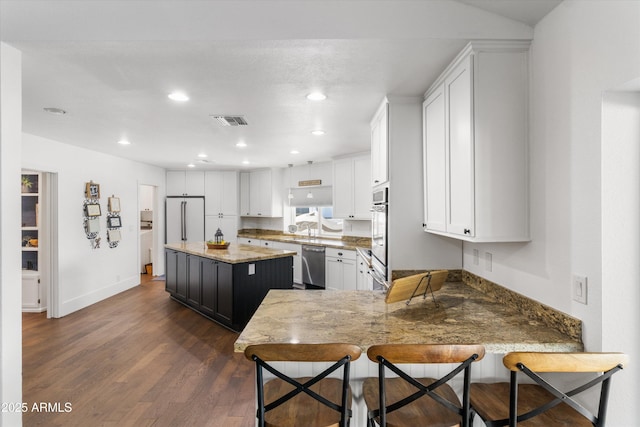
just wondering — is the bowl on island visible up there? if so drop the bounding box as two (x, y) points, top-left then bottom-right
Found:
(206, 240), (230, 249)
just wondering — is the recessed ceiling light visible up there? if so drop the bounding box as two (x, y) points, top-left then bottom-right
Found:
(236, 141), (247, 148)
(187, 163), (195, 168)
(311, 130), (325, 136)
(168, 92), (189, 102)
(290, 150), (300, 154)
(117, 139), (131, 145)
(43, 107), (66, 115)
(242, 160), (250, 165)
(306, 92), (327, 101)
(197, 153), (207, 158)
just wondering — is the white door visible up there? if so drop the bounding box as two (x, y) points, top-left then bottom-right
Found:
(220, 171), (238, 215)
(352, 156), (371, 218)
(332, 159), (353, 218)
(446, 56), (474, 237)
(423, 86), (447, 232)
(184, 198), (205, 242)
(167, 197), (204, 243)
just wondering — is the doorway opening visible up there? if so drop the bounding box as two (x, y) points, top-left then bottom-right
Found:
(21, 170), (58, 318)
(139, 184), (158, 281)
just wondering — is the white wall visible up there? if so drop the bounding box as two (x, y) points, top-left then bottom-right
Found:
(22, 133), (166, 317)
(0, 42), (24, 427)
(462, 1), (640, 425)
(601, 91), (640, 423)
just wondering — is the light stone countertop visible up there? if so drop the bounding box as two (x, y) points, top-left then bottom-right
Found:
(238, 231), (371, 251)
(234, 282), (583, 354)
(165, 241), (296, 264)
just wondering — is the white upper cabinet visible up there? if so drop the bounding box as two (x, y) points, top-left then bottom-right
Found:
(204, 171), (238, 216)
(423, 86), (447, 233)
(422, 41), (530, 242)
(240, 172), (250, 216)
(166, 171), (205, 196)
(370, 100), (389, 187)
(333, 155), (371, 219)
(241, 168), (283, 217)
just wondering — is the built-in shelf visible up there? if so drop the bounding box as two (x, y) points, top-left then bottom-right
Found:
(21, 171), (45, 312)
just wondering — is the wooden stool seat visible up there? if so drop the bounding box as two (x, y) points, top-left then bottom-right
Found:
(262, 377), (351, 427)
(470, 352), (628, 427)
(245, 343), (362, 427)
(471, 383), (593, 426)
(363, 376), (463, 427)
(363, 344), (485, 427)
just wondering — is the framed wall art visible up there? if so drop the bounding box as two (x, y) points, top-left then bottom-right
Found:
(107, 229), (121, 243)
(85, 203), (101, 217)
(86, 218), (100, 233)
(85, 181), (100, 199)
(108, 196), (120, 213)
(107, 215), (122, 228)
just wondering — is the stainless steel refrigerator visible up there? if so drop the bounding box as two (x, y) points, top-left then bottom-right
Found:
(165, 196), (205, 243)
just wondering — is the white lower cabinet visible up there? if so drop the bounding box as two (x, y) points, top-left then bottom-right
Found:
(356, 251), (372, 291)
(22, 271), (44, 312)
(237, 237), (262, 246)
(270, 242), (302, 285)
(325, 248), (356, 290)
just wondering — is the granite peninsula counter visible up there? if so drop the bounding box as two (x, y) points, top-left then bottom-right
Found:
(234, 282), (582, 354)
(165, 242), (295, 331)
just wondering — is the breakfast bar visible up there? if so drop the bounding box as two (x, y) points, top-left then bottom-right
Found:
(235, 281), (583, 426)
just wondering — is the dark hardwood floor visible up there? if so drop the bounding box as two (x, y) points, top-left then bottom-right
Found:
(22, 275), (256, 427)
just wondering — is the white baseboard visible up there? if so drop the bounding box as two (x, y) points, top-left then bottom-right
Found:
(58, 275), (139, 317)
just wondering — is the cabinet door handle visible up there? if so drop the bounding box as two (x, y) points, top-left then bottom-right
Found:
(464, 228), (471, 234)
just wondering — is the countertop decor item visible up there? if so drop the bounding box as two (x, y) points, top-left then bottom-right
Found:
(206, 242), (230, 249)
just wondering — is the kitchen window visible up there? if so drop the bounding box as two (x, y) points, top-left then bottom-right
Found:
(292, 207), (343, 237)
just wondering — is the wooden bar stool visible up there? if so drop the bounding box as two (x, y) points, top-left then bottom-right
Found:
(363, 344), (485, 427)
(470, 352), (628, 426)
(244, 343), (362, 427)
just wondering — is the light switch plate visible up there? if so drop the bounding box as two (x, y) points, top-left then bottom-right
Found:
(572, 275), (587, 304)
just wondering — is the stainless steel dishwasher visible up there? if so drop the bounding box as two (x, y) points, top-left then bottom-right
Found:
(301, 245), (325, 289)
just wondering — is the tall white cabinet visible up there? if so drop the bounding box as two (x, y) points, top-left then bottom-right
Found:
(205, 171), (239, 243)
(370, 102), (389, 187)
(423, 41), (530, 242)
(332, 155), (371, 219)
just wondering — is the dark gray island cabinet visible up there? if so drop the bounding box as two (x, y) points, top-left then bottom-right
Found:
(165, 242), (295, 332)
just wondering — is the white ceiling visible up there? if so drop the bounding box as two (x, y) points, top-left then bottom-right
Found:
(0, 0), (561, 171)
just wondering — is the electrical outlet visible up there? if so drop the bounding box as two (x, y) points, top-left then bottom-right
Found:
(572, 275), (587, 304)
(473, 249), (479, 265)
(484, 252), (492, 272)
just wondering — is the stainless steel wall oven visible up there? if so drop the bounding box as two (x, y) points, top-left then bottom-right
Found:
(371, 188), (388, 284)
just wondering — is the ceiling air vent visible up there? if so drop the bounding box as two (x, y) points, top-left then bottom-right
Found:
(211, 115), (248, 126)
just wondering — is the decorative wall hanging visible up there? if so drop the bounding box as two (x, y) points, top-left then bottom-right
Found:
(107, 229), (121, 245)
(83, 199), (101, 248)
(85, 203), (101, 217)
(106, 194), (121, 248)
(85, 181), (100, 199)
(108, 196), (120, 212)
(107, 216), (122, 228)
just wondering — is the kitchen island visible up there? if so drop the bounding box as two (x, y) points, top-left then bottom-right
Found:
(235, 282), (582, 425)
(165, 242), (295, 332)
